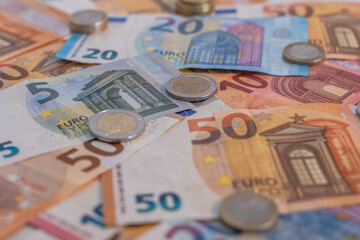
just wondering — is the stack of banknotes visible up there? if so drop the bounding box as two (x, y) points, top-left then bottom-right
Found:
(1, 0), (360, 239)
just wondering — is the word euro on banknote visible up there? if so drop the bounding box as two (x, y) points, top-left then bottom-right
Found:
(57, 15), (308, 76)
(102, 103), (360, 225)
(0, 51), (193, 167)
(235, 1), (360, 60)
(0, 116), (178, 239)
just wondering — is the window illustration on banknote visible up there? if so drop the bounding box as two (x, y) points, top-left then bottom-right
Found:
(73, 70), (179, 117)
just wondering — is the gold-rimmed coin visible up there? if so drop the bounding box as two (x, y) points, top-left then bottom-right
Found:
(283, 42), (325, 65)
(69, 10), (108, 34)
(166, 74), (217, 102)
(175, 0), (214, 16)
(89, 109), (145, 143)
(219, 192), (278, 231)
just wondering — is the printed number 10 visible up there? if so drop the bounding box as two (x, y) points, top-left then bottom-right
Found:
(136, 192), (181, 213)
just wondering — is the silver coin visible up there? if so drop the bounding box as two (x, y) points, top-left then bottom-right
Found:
(166, 74), (218, 102)
(283, 42), (325, 65)
(89, 109), (145, 143)
(219, 192), (278, 231)
(69, 10), (108, 34)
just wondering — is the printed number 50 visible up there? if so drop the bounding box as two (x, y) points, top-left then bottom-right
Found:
(0, 141), (19, 158)
(136, 192), (181, 213)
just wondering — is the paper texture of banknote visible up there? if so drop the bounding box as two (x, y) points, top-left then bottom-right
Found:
(0, 52), (193, 167)
(0, 0), (69, 37)
(0, 114), (179, 239)
(184, 61), (360, 109)
(0, 41), (92, 91)
(235, 1), (360, 60)
(135, 210), (360, 240)
(57, 14), (308, 76)
(0, 11), (60, 63)
(41, 0), (235, 14)
(29, 181), (119, 240)
(102, 103), (360, 225)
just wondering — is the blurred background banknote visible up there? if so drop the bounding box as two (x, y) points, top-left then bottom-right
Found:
(56, 14), (308, 76)
(235, 1), (360, 60)
(0, 52), (192, 167)
(0, 114), (180, 238)
(100, 103), (360, 225)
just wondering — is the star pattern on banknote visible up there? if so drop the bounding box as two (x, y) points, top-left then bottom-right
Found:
(7, 173), (19, 182)
(256, 112), (272, 121)
(217, 174), (232, 186)
(289, 113), (306, 123)
(39, 109), (52, 118)
(203, 154), (217, 164)
(57, 119), (68, 126)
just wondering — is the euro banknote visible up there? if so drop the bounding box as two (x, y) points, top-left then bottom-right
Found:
(28, 176), (360, 240)
(0, 0), (69, 37)
(56, 15), (308, 76)
(0, 52), (193, 167)
(41, 0), (235, 15)
(29, 181), (119, 240)
(184, 60), (360, 109)
(102, 103), (360, 225)
(0, 11), (60, 63)
(0, 115), (179, 239)
(235, 1), (360, 60)
(0, 41), (92, 91)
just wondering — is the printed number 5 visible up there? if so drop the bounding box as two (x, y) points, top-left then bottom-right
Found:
(26, 82), (59, 104)
(0, 141), (19, 158)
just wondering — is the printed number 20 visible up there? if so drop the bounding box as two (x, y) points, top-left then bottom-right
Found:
(136, 192), (181, 213)
(83, 48), (118, 60)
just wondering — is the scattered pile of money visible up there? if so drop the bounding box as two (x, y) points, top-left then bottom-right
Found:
(1, 0), (360, 240)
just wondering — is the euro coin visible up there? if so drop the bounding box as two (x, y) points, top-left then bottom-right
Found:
(175, 0), (214, 16)
(89, 109), (145, 143)
(69, 10), (108, 34)
(283, 42), (325, 65)
(166, 74), (218, 102)
(219, 192), (278, 231)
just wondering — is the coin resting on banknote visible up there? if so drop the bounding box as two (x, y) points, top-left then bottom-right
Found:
(175, 0), (214, 16)
(219, 192), (278, 232)
(69, 9), (108, 34)
(283, 42), (325, 65)
(89, 109), (146, 142)
(165, 74), (218, 102)
(3, 0), (360, 239)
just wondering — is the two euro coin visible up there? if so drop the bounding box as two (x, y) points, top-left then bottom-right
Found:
(283, 42), (325, 65)
(166, 74), (217, 102)
(89, 109), (145, 143)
